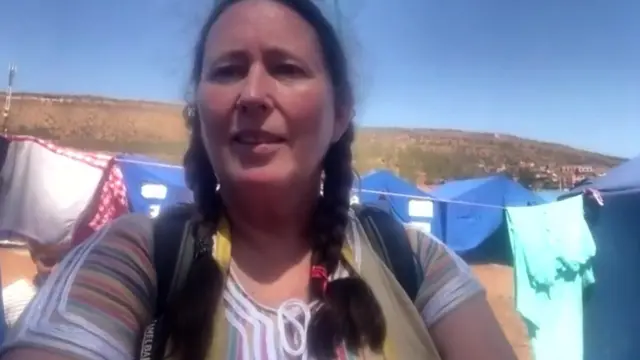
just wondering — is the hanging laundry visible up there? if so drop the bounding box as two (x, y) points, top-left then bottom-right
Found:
(0, 136), (112, 246)
(506, 195), (596, 360)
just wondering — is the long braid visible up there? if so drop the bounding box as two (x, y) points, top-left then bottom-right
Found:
(311, 124), (355, 279)
(308, 123), (386, 358)
(162, 106), (226, 360)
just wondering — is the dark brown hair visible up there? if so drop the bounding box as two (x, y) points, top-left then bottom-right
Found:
(162, 1), (386, 358)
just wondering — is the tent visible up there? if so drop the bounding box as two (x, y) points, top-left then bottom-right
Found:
(430, 174), (544, 261)
(536, 189), (569, 202)
(556, 155), (640, 360)
(353, 170), (441, 236)
(561, 154), (640, 198)
(116, 155), (193, 217)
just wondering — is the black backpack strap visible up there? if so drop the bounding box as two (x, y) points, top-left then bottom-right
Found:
(152, 203), (194, 318)
(353, 204), (422, 301)
(140, 204), (194, 360)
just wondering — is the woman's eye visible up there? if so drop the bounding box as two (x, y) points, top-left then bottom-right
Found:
(271, 63), (305, 78)
(208, 65), (245, 82)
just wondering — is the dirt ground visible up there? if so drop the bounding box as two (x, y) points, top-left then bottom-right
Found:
(472, 264), (531, 360)
(0, 248), (36, 287)
(0, 248), (530, 358)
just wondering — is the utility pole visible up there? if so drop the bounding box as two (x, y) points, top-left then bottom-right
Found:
(2, 64), (16, 134)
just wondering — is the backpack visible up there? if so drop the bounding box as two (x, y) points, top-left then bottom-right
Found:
(142, 203), (423, 359)
(350, 203), (423, 300)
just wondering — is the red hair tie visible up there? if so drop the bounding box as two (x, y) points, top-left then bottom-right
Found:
(310, 265), (329, 294)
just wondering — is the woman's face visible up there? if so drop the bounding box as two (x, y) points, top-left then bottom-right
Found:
(196, 0), (348, 191)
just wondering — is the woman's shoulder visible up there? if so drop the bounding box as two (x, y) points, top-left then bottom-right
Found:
(98, 213), (161, 259)
(107, 213), (155, 241)
(404, 225), (485, 326)
(403, 225), (466, 272)
(403, 225), (453, 267)
(0, 214), (158, 359)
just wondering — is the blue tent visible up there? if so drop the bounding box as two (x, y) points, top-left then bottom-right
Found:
(561, 154), (640, 198)
(430, 175), (544, 258)
(555, 155), (640, 360)
(354, 170), (442, 237)
(116, 155), (193, 217)
(536, 189), (569, 202)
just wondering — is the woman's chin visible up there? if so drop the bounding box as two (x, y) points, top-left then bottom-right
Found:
(227, 167), (296, 189)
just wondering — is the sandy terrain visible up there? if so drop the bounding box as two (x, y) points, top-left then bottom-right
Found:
(0, 248), (36, 287)
(473, 264), (531, 360)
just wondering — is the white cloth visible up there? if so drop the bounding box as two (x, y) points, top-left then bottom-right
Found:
(2, 279), (37, 327)
(0, 138), (108, 245)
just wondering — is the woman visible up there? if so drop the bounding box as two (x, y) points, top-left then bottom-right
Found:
(0, 0), (516, 359)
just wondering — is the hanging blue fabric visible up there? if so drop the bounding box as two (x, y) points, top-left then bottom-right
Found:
(506, 195), (596, 360)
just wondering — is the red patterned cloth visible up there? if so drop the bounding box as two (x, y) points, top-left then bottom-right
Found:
(87, 161), (128, 230)
(71, 158), (130, 246)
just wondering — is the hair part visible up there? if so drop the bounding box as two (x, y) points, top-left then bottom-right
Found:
(162, 1), (386, 358)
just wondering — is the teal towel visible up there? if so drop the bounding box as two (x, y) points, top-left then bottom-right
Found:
(507, 195), (596, 360)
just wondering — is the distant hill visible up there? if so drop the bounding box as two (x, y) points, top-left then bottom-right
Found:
(1, 92), (625, 182)
(353, 127), (624, 182)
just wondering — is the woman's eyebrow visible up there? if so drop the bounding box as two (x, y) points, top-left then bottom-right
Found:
(206, 45), (313, 65)
(262, 46), (320, 72)
(206, 49), (249, 65)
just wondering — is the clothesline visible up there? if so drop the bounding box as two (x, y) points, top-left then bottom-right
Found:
(352, 188), (510, 210)
(109, 159), (559, 210)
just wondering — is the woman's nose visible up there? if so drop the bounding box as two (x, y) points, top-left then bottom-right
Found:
(236, 65), (273, 116)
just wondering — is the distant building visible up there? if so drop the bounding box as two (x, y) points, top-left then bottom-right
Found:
(561, 165), (594, 174)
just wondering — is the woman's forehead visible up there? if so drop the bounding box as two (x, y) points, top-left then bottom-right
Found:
(205, 1), (323, 60)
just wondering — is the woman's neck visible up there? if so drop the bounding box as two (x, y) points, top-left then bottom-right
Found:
(225, 201), (312, 252)
(221, 182), (319, 259)
(223, 195), (316, 287)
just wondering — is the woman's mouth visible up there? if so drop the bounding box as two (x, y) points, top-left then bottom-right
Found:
(231, 130), (286, 145)
(231, 130), (286, 156)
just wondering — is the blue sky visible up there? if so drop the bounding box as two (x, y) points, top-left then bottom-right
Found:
(1, 0), (638, 158)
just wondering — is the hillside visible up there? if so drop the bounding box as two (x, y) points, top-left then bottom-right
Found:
(2, 92), (625, 183)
